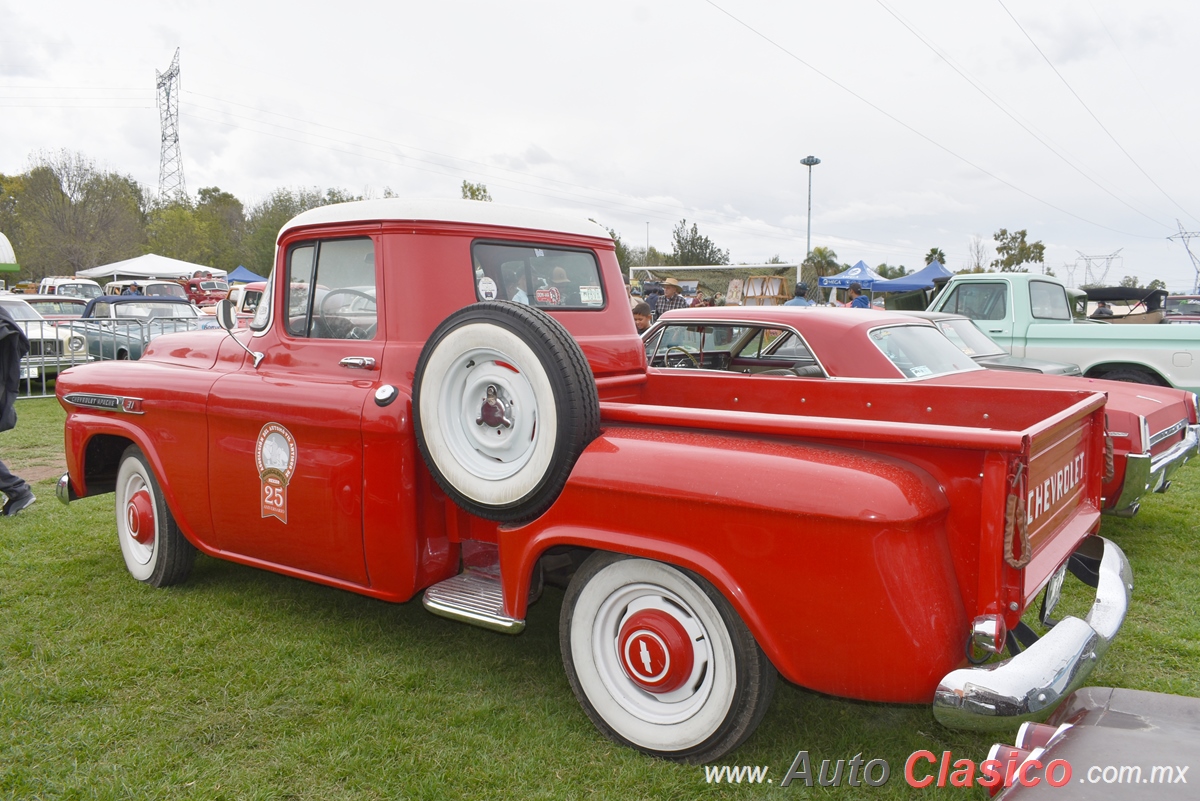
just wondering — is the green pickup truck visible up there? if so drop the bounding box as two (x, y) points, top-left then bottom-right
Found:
(928, 273), (1200, 394)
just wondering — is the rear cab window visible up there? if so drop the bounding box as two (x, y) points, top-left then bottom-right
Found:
(472, 242), (605, 310)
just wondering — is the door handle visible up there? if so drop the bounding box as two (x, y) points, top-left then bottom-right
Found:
(339, 356), (376, 370)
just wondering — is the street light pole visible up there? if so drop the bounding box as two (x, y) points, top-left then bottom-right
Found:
(800, 155), (821, 258)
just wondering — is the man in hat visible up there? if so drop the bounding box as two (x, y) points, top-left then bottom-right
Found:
(549, 265), (578, 306)
(784, 281), (812, 307)
(656, 277), (690, 315)
(847, 282), (870, 309)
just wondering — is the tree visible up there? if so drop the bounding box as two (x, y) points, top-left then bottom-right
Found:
(991, 228), (1045, 273)
(605, 226), (634, 270)
(965, 235), (990, 272)
(876, 263), (909, 279)
(242, 188), (355, 275)
(924, 247), (946, 266)
(13, 150), (146, 280)
(1119, 275), (1167, 291)
(461, 181), (492, 202)
(669, 219), (728, 265)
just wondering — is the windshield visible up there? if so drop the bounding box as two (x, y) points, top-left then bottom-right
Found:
(868, 324), (981, 379)
(59, 283), (102, 299)
(933, 318), (1005, 357)
(147, 284), (188, 299)
(200, 280), (228, 291)
(112, 303), (199, 320)
(1165, 297), (1200, 315)
(0, 301), (42, 321)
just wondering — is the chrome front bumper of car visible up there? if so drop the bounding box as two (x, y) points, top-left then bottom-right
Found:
(932, 537), (1132, 731)
(1109, 422), (1199, 517)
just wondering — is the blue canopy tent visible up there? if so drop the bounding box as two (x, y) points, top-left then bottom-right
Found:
(817, 260), (885, 289)
(871, 260), (953, 292)
(226, 265), (267, 283)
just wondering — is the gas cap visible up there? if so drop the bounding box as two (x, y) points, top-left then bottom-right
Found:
(374, 385), (398, 406)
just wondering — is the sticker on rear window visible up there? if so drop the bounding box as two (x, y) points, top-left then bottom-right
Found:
(535, 287), (562, 305)
(911, 365), (933, 377)
(579, 285), (603, 305)
(477, 276), (498, 301)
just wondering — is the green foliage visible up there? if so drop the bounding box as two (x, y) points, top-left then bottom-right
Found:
(461, 180), (492, 201)
(991, 228), (1045, 273)
(1118, 275), (1167, 291)
(876, 263), (909, 279)
(241, 188), (358, 275)
(1, 397), (1197, 798)
(669, 219), (728, 266)
(8, 151), (146, 280)
(924, 247), (946, 266)
(604, 226), (634, 270)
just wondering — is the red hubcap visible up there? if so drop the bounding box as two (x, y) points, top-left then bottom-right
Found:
(126, 489), (155, 545)
(617, 608), (694, 694)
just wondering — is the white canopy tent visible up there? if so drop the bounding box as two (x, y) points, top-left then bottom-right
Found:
(77, 254), (227, 282)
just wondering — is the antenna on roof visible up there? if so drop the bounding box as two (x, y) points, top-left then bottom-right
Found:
(156, 48), (186, 202)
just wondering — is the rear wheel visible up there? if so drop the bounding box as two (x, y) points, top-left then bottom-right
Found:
(560, 552), (776, 763)
(115, 445), (196, 587)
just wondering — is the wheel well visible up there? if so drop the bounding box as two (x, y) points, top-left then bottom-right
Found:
(538, 545), (595, 589)
(82, 434), (135, 495)
(1084, 362), (1169, 385)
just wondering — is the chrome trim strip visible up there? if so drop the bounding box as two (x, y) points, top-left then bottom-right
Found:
(932, 538), (1131, 731)
(1149, 418), (1188, 447)
(61, 392), (145, 415)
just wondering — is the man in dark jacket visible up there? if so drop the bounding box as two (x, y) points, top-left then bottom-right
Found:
(0, 303), (35, 515)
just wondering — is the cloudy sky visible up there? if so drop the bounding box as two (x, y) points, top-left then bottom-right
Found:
(3, 1), (1199, 290)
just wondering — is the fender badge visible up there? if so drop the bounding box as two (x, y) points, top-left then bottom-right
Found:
(255, 422), (297, 523)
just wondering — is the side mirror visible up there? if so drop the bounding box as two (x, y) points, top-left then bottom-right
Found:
(215, 298), (264, 368)
(216, 299), (236, 331)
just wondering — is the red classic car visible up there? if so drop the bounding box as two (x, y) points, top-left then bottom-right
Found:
(647, 306), (1199, 517)
(55, 199), (1131, 763)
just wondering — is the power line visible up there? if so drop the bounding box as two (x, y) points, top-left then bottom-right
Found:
(996, 0), (1199, 226)
(701, 0), (1161, 240)
(875, 0), (1169, 230)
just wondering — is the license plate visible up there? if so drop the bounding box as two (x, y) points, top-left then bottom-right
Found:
(19, 366), (39, 380)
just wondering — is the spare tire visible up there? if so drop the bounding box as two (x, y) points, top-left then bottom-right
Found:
(413, 301), (600, 523)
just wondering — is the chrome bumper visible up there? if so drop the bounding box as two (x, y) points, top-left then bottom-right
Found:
(1109, 423), (1199, 517)
(932, 537), (1132, 731)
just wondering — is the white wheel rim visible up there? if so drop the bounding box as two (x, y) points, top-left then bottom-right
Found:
(571, 560), (737, 752)
(420, 323), (558, 506)
(115, 458), (158, 581)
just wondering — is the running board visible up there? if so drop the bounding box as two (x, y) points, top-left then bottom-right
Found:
(422, 571), (525, 634)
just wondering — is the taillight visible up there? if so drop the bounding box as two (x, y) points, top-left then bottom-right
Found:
(1015, 721), (1073, 750)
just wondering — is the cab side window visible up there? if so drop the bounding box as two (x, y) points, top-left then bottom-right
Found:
(941, 283), (1007, 321)
(285, 238), (378, 339)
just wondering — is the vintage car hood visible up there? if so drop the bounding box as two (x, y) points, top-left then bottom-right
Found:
(139, 329), (229, 370)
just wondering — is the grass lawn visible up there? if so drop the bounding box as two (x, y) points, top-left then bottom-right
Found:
(1, 397), (1197, 799)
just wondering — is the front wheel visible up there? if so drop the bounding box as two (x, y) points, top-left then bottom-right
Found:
(560, 552), (776, 763)
(1099, 368), (1165, 387)
(115, 445), (196, 587)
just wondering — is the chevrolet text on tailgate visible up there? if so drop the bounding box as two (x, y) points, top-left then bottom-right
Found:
(56, 199), (1132, 763)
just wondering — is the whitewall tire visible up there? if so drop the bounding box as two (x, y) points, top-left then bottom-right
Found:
(560, 552), (776, 763)
(115, 445), (196, 587)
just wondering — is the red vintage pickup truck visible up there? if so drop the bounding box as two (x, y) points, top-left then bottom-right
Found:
(55, 199), (1131, 763)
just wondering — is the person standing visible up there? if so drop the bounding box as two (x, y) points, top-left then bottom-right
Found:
(847, 282), (871, 309)
(784, 282), (812, 307)
(656, 278), (690, 315)
(0, 303), (34, 515)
